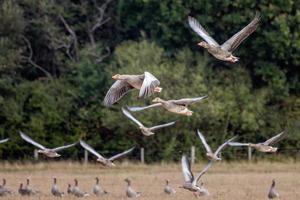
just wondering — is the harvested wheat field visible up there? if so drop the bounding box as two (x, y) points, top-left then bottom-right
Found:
(0, 161), (299, 199)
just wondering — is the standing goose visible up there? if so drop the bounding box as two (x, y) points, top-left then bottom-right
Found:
(18, 183), (28, 196)
(188, 13), (260, 62)
(180, 155), (213, 197)
(0, 138), (9, 144)
(67, 183), (74, 195)
(51, 178), (64, 197)
(228, 131), (286, 153)
(122, 108), (176, 136)
(80, 140), (134, 167)
(124, 178), (141, 198)
(268, 179), (279, 199)
(73, 179), (89, 198)
(24, 178), (38, 196)
(164, 179), (176, 195)
(197, 130), (236, 161)
(127, 96), (208, 116)
(0, 179), (12, 196)
(93, 177), (108, 196)
(104, 71), (162, 107)
(19, 131), (77, 158)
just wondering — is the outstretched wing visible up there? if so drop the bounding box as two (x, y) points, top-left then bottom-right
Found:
(193, 161), (213, 185)
(228, 142), (250, 147)
(221, 12), (260, 52)
(108, 147), (135, 161)
(103, 80), (134, 107)
(197, 130), (212, 153)
(126, 103), (162, 112)
(173, 96), (208, 106)
(149, 121), (176, 131)
(52, 142), (78, 152)
(188, 16), (219, 47)
(79, 140), (106, 161)
(0, 138), (9, 144)
(263, 131), (286, 146)
(181, 155), (194, 183)
(139, 72), (160, 98)
(19, 131), (46, 150)
(122, 107), (144, 127)
(214, 136), (237, 155)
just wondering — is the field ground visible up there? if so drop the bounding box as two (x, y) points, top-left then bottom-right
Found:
(0, 161), (299, 199)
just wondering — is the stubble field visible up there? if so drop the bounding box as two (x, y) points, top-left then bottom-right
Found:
(0, 161), (299, 200)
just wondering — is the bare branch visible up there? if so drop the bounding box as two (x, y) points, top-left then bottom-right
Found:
(95, 47), (111, 63)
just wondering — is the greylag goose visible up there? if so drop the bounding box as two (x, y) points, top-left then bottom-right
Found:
(0, 138), (9, 144)
(268, 179), (279, 199)
(188, 13), (260, 62)
(228, 131), (286, 153)
(122, 108), (176, 136)
(124, 178), (141, 198)
(127, 96), (208, 116)
(104, 72), (162, 107)
(18, 183), (28, 196)
(73, 179), (89, 198)
(0, 179), (12, 196)
(197, 130), (236, 161)
(24, 178), (38, 195)
(180, 155), (212, 197)
(164, 179), (176, 195)
(51, 178), (64, 197)
(93, 177), (108, 196)
(67, 183), (74, 195)
(80, 140), (134, 167)
(19, 131), (77, 158)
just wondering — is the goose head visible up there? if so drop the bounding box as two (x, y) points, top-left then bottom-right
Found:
(112, 74), (123, 80)
(197, 41), (209, 49)
(53, 177), (57, 184)
(74, 179), (78, 186)
(165, 179), (170, 185)
(124, 178), (131, 186)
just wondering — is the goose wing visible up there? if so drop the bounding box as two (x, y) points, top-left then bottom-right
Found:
(79, 140), (106, 162)
(0, 138), (9, 144)
(122, 107), (144, 127)
(127, 103), (162, 112)
(214, 136), (237, 155)
(19, 131), (46, 150)
(221, 12), (260, 52)
(188, 16), (219, 47)
(197, 130), (212, 153)
(172, 96), (208, 106)
(52, 142), (77, 152)
(139, 72), (160, 98)
(228, 142), (250, 147)
(149, 121), (176, 131)
(193, 161), (213, 185)
(108, 147), (135, 161)
(103, 80), (134, 107)
(181, 155), (194, 183)
(263, 131), (286, 146)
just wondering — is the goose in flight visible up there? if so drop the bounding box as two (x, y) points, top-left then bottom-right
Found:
(125, 178), (141, 198)
(122, 108), (176, 136)
(268, 179), (279, 199)
(19, 131), (77, 158)
(104, 72), (162, 107)
(197, 130), (236, 161)
(0, 138), (9, 144)
(80, 140), (134, 167)
(188, 13), (260, 62)
(180, 155), (212, 197)
(228, 131), (286, 153)
(127, 96), (207, 116)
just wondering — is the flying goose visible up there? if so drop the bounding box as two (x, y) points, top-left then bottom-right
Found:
(180, 155), (212, 197)
(197, 130), (236, 161)
(188, 13), (260, 62)
(104, 72), (162, 107)
(0, 179), (12, 196)
(228, 131), (286, 153)
(164, 179), (176, 195)
(73, 179), (89, 198)
(51, 178), (64, 197)
(0, 138), (9, 144)
(19, 131), (77, 158)
(122, 107), (176, 136)
(268, 179), (279, 199)
(80, 140), (134, 167)
(124, 178), (141, 198)
(93, 177), (108, 196)
(127, 96), (208, 116)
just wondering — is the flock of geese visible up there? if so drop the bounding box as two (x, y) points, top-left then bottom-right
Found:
(0, 13), (287, 199)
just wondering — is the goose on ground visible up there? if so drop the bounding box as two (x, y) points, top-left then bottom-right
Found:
(188, 13), (260, 62)
(93, 177), (108, 196)
(180, 155), (212, 197)
(80, 140), (134, 167)
(164, 179), (176, 195)
(73, 179), (89, 198)
(24, 178), (38, 195)
(51, 178), (64, 197)
(122, 108), (176, 136)
(0, 178), (12, 196)
(104, 72), (162, 107)
(268, 179), (279, 199)
(127, 96), (207, 116)
(18, 183), (28, 196)
(0, 138), (9, 144)
(125, 178), (141, 198)
(19, 131), (77, 158)
(228, 131), (286, 153)
(197, 130), (236, 161)
(67, 183), (74, 195)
